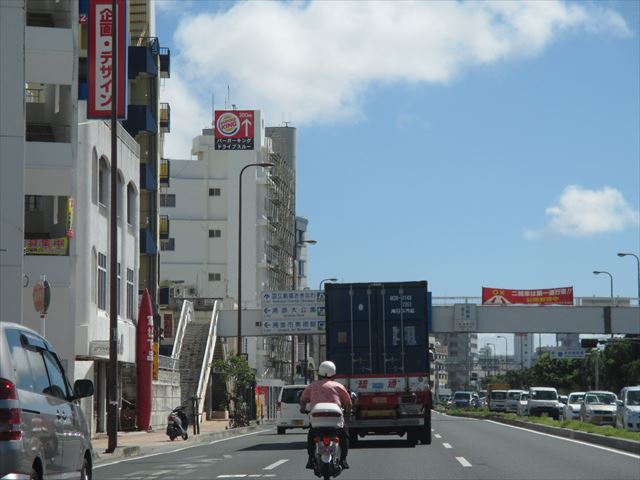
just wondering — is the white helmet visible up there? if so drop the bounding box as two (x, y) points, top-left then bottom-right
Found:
(318, 361), (336, 378)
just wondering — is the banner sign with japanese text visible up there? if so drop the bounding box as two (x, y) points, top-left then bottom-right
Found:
(88, 0), (127, 118)
(24, 238), (69, 256)
(214, 110), (255, 150)
(261, 290), (325, 335)
(482, 287), (574, 305)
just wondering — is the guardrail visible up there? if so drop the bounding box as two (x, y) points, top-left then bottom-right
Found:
(195, 300), (221, 417)
(171, 299), (194, 360)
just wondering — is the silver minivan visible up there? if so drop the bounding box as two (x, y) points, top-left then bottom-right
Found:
(0, 322), (94, 479)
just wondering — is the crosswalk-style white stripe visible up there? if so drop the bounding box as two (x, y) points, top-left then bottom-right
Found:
(456, 456), (472, 467)
(442, 442), (452, 448)
(263, 459), (289, 470)
(434, 434), (442, 439)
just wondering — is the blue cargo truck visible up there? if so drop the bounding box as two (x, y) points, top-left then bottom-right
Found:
(325, 281), (432, 446)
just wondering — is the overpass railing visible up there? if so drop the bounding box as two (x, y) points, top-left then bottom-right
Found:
(432, 296), (637, 306)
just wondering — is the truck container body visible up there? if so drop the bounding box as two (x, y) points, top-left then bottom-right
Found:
(325, 281), (432, 446)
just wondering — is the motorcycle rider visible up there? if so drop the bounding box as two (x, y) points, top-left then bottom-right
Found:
(299, 360), (352, 470)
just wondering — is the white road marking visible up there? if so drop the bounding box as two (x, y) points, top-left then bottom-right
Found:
(94, 429), (269, 469)
(442, 442), (452, 448)
(484, 420), (640, 459)
(456, 456), (472, 467)
(224, 454), (233, 458)
(217, 475), (247, 478)
(148, 470), (173, 477)
(434, 434), (442, 439)
(263, 459), (289, 470)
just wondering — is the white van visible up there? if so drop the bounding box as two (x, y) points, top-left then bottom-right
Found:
(528, 387), (560, 419)
(276, 384), (310, 434)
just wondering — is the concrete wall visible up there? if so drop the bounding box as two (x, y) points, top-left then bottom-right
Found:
(151, 368), (182, 431)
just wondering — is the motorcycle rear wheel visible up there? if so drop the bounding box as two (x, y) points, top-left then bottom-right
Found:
(322, 462), (331, 480)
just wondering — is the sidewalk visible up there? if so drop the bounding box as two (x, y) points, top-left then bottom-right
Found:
(92, 419), (269, 464)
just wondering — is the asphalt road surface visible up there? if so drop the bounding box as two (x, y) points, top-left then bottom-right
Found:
(94, 411), (640, 480)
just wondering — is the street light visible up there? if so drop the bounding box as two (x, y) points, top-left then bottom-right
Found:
(319, 278), (338, 290)
(292, 239), (317, 383)
(593, 270), (614, 305)
(237, 162), (274, 356)
(486, 343), (495, 377)
(497, 335), (508, 371)
(617, 252), (640, 305)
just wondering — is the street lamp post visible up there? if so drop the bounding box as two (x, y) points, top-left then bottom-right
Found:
(310, 278), (338, 382)
(617, 252), (640, 305)
(292, 239), (317, 384)
(486, 343), (495, 378)
(593, 270), (614, 305)
(497, 335), (508, 372)
(319, 278), (338, 290)
(237, 162), (274, 357)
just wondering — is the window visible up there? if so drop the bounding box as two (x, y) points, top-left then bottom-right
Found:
(209, 229), (221, 238)
(127, 183), (136, 225)
(209, 187), (221, 196)
(42, 350), (69, 399)
(160, 238), (175, 251)
(98, 252), (107, 310)
(160, 194), (176, 207)
(126, 268), (134, 320)
(98, 157), (109, 206)
(209, 273), (221, 282)
(25, 195), (43, 211)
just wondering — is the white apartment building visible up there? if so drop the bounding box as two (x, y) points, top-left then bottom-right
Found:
(0, 0), (141, 434)
(514, 333), (536, 369)
(160, 116), (297, 378)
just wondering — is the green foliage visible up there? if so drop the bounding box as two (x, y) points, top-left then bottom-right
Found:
(211, 355), (255, 408)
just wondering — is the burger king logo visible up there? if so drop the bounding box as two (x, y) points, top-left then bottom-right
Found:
(216, 112), (241, 137)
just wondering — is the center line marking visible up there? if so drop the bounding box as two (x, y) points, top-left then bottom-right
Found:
(264, 459), (289, 470)
(442, 442), (452, 448)
(434, 434), (442, 439)
(456, 457), (472, 467)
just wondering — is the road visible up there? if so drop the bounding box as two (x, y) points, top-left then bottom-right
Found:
(94, 411), (640, 480)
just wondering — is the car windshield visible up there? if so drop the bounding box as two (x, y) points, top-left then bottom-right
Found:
(520, 394), (529, 401)
(531, 390), (557, 400)
(453, 392), (471, 400)
(568, 393), (585, 404)
(281, 388), (304, 403)
(507, 392), (522, 400)
(626, 391), (640, 405)
(491, 391), (507, 400)
(585, 393), (616, 405)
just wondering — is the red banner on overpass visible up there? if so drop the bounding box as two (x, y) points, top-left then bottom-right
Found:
(482, 287), (573, 305)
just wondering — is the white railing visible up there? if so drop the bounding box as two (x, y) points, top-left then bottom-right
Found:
(171, 299), (194, 361)
(431, 296), (638, 306)
(195, 301), (221, 417)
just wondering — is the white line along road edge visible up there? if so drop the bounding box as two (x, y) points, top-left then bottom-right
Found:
(263, 459), (289, 470)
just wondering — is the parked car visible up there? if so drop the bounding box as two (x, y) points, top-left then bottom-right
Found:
(560, 391), (585, 421)
(580, 390), (618, 426)
(276, 384), (310, 434)
(505, 389), (526, 414)
(448, 391), (480, 409)
(616, 386), (640, 431)
(488, 390), (508, 412)
(0, 321), (95, 480)
(516, 392), (530, 416)
(528, 387), (560, 419)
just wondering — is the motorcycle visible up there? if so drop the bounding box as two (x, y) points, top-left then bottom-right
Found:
(308, 402), (345, 480)
(166, 405), (189, 441)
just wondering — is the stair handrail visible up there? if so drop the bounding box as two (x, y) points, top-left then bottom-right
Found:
(171, 299), (194, 361)
(195, 300), (220, 417)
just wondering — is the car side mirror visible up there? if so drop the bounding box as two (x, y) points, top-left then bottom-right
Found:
(616, 400), (623, 407)
(72, 379), (94, 400)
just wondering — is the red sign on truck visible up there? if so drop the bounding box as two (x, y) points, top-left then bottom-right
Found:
(214, 110), (255, 150)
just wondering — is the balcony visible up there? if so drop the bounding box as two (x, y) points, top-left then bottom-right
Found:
(160, 103), (171, 133)
(140, 163), (158, 192)
(140, 227), (157, 255)
(159, 215), (170, 240)
(128, 37), (159, 79)
(160, 158), (170, 187)
(160, 47), (171, 78)
(122, 104), (157, 137)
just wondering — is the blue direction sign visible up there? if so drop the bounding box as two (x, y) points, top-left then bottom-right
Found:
(261, 290), (325, 335)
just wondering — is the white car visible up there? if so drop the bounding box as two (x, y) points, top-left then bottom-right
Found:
(560, 392), (585, 421)
(516, 392), (530, 416)
(616, 386), (640, 431)
(489, 390), (508, 412)
(528, 387), (560, 419)
(505, 390), (526, 414)
(580, 391), (617, 426)
(276, 384), (310, 434)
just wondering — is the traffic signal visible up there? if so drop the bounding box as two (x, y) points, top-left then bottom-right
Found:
(581, 338), (598, 349)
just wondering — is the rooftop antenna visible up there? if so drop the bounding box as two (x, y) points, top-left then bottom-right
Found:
(283, 121), (291, 127)
(225, 85), (230, 109)
(211, 92), (215, 127)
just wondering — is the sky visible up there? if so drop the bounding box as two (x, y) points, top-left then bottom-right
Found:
(154, 1), (640, 353)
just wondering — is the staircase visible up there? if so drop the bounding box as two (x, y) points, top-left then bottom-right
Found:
(178, 322), (210, 408)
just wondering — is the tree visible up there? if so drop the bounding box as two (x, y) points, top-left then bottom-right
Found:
(211, 355), (255, 410)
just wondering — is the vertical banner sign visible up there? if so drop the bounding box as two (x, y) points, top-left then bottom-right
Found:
(88, 0), (127, 118)
(214, 110), (255, 150)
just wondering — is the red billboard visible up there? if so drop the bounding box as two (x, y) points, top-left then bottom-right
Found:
(214, 110), (255, 150)
(88, 0), (127, 118)
(482, 287), (574, 305)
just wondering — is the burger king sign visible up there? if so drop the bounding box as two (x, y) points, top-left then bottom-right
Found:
(214, 110), (255, 150)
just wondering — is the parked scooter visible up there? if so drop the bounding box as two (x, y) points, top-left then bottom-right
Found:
(166, 405), (189, 441)
(308, 403), (345, 480)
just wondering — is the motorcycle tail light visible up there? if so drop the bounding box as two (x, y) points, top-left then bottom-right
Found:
(167, 415), (173, 422)
(313, 436), (321, 443)
(322, 437), (331, 445)
(333, 437), (340, 443)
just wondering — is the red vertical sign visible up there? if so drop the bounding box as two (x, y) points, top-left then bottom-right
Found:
(88, 0), (127, 118)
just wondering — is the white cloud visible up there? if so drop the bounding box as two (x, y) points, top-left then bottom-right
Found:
(160, 0), (631, 154)
(524, 185), (640, 239)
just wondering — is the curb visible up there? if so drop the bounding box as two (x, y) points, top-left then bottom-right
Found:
(441, 411), (640, 455)
(93, 424), (267, 464)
